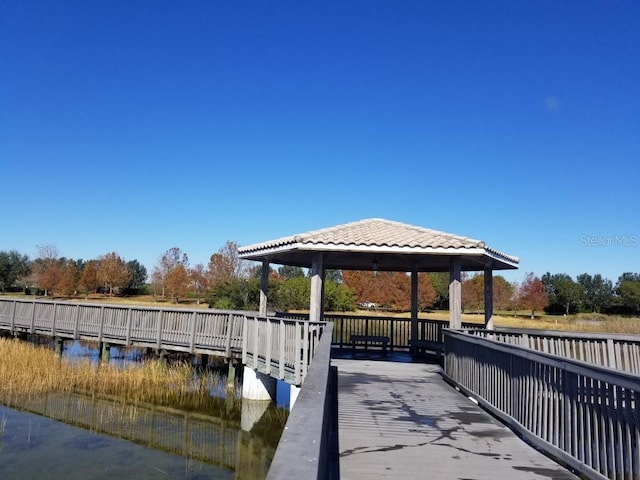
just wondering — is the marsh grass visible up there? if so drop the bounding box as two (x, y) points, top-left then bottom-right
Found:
(0, 338), (227, 413)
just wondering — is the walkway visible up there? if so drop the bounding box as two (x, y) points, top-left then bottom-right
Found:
(333, 356), (578, 480)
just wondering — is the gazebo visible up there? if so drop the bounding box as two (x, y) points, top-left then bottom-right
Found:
(238, 218), (519, 336)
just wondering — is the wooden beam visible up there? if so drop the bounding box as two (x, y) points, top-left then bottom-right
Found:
(484, 268), (494, 330)
(449, 257), (462, 329)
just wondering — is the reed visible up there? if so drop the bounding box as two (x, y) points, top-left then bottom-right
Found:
(0, 338), (227, 413)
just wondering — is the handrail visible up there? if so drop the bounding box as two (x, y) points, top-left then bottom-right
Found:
(0, 298), (321, 385)
(266, 322), (338, 480)
(443, 329), (640, 480)
(470, 327), (640, 374)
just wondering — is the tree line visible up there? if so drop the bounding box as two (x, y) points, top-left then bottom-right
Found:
(0, 244), (638, 316)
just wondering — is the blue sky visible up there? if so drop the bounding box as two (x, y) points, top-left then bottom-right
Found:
(1, 1), (638, 284)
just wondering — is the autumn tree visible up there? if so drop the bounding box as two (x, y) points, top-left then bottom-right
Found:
(343, 270), (434, 311)
(493, 275), (514, 312)
(97, 252), (131, 296)
(165, 263), (189, 303)
(32, 244), (62, 296)
(151, 247), (189, 300)
(57, 260), (79, 297)
(461, 274), (484, 313)
(208, 241), (248, 286)
(520, 272), (548, 319)
(417, 273), (437, 310)
(343, 270), (378, 306)
(79, 260), (101, 298)
(189, 263), (210, 304)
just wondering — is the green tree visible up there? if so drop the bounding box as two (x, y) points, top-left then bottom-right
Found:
(426, 272), (449, 309)
(124, 260), (148, 295)
(616, 273), (640, 314)
(278, 265), (305, 280)
(577, 273), (613, 313)
(275, 276), (311, 311)
(0, 250), (30, 292)
(206, 278), (257, 310)
(323, 279), (357, 311)
(541, 272), (583, 315)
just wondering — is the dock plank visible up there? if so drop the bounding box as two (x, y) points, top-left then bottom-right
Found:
(334, 358), (578, 480)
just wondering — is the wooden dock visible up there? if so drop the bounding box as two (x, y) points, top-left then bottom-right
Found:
(334, 357), (578, 480)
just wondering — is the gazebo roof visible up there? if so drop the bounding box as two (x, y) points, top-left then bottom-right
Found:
(238, 218), (519, 272)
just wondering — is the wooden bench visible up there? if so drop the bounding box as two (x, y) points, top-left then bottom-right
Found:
(410, 339), (444, 356)
(351, 335), (390, 356)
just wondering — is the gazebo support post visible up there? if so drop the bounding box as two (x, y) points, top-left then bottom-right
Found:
(484, 268), (494, 330)
(449, 257), (462, 329)
(259, 260), (269, 316)
(410, 269), (419, 353)
(309, 253), (324, 322)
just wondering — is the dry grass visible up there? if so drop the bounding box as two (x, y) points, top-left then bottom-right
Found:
(0, 338), (223, 411)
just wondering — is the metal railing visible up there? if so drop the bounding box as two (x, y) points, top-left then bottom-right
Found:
(444, 329), (640, 480)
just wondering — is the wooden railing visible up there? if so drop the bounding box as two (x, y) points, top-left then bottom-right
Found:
(0, 298), (323, 386)
(444, 329), (640, 480)
(277, 312), (477, 351)
(242, 315), (327, 385)
(468, 328), (640, 374)
(266, 323), (338, 480)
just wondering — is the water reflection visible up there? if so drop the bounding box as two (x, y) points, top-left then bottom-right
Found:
(0, 338), (288, 480)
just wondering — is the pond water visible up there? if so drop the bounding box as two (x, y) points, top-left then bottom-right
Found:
(0, 339), (289, 480)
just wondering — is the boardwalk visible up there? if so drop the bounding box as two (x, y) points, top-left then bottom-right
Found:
(334, 356), (578, 480)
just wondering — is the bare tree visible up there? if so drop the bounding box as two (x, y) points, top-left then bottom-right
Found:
(208, 241), (249, 286)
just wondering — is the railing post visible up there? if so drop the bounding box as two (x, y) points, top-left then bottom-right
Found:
(242, 315), (249, 365)
(224, 313), (233, 358)
(294, 321), (302, 385)
(30, 300), (36, 334)
(52, 302), (57, 336)
(189, 311), (197, 353)
(98, 305), (105, 343)
(72, 303), (80, 339)
(156, 310), (163, 351)
(126, 308), (133, 345)
(265, 318), (272, 375)
(606, 338), (616, 369)
(302, 321), (310, 380)
(10, 299), (16, 333)
(253, 316), (260, 369)
(279, 319), (286, 379)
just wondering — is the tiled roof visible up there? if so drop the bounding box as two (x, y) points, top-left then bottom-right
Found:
(238, 218), (519, 265)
